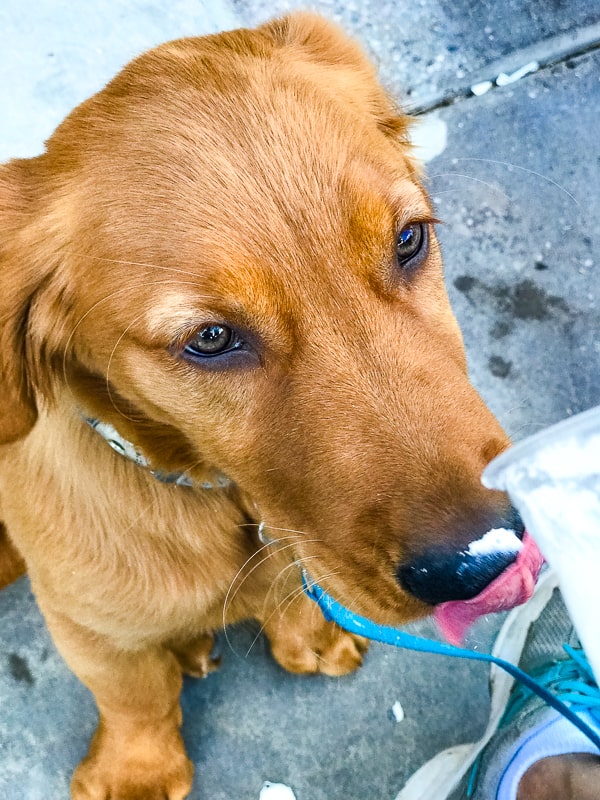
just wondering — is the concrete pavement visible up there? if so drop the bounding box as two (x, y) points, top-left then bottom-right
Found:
(1, 2), (599, 798)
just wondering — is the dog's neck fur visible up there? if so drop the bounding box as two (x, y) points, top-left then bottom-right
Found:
(83, 416), (232, 490)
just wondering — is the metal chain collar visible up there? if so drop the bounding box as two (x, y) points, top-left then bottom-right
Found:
(84, 417), (232, 490)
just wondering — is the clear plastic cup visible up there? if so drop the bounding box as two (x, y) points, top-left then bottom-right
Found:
(483, 405), (600, 682)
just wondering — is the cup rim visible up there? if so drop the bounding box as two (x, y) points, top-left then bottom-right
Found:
(483, 404), (600, 489)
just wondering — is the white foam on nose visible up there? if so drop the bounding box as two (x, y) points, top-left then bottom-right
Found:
(466, 527), (522, 558)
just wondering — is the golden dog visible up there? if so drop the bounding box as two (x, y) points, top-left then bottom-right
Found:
(0, 14), (521, 799)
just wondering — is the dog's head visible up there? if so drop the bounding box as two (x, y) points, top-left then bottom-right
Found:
(0, 14), (533, 627)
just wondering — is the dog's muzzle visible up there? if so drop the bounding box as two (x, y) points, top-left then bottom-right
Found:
(396, 508), (526, 605)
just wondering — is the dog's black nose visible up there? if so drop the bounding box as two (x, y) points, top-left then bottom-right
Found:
(397, 508), (525, 605)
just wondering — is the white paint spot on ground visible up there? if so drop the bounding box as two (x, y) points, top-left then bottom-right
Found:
(391, 700), (405, 723)
(260, 782), (297, 800)
(466, 528), (522, 558)
(410, 114), (447, 163)
(496, 61), (539, 86)
(471, 80), (493, 97)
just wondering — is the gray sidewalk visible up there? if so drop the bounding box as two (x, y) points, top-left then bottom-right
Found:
(1, 2), (599, 799)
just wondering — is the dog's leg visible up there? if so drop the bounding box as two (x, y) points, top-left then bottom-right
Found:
(227, 546), (368, 676)
(0, 522), (26, 590)
(41, 606), (193, 800)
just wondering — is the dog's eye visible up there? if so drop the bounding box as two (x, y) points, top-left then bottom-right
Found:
(396, 223), (427, 268)
(184, 324), (240, 358)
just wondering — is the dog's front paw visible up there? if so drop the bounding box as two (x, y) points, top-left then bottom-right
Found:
(71, 720), (193, 800)
(71, 755), (193, 800)
(266, 600), (369, 677)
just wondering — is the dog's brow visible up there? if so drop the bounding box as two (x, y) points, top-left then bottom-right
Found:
(387, 183), (433, 225)
(145, 289), (211, 338)
(350, 159), (431, 223)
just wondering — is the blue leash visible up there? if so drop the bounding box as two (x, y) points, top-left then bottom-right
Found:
(302, 573), (600, 751)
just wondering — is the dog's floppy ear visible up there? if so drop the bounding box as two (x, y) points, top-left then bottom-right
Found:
(0, 159), (47, 443)
(263, 12), (411, 140)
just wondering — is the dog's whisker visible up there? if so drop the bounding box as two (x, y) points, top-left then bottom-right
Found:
(427, 187), (492, 198)
(221, 541), (309, 660)
(258, 524), (316, 538)
(221, 537), (317, 644)
(120, 497), (160, 538)
(61, 279), (204, 406)
(258, 555), (321, 619)
(72, 252), (208, 281)
(105, 309), (155, 421)
(245, 585), (308, 659)
(510, 420), (558, 436)
(269, 556), (340, 618)
(497, 402), (532, 428)
(223, 536), (315, 618)
(251, 558), (318, 640)
(430, 156), (580, 209)
(65, 280), (197, 355)
(244, 559), (334, 659)
(273, 563), (340, 625)
(270, 561), (339, 623)
(426, 171), (512, 202)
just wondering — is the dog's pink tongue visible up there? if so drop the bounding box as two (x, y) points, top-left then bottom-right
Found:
(434, 533), (544, 646)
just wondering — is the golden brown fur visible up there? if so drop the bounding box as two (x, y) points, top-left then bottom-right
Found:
(0, 14), (512, 799)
